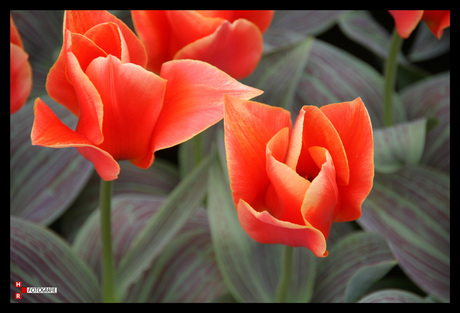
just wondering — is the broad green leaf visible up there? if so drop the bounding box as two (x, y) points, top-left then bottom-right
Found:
(208, 156), (316, 303)
(408, 23), (450, 62)
(114, 155), (211, 299)
(400, 72), (450, 171)
(358, 289), (426, 303)
(312, 231), (397, 303)
(178, 123), (221, 179)
(72, 195), (166, 280)
(73, 194), (225, 302)
(124, 209), (226, 302)
(58, 159), (179, 242)
(264, 10), (346, 53)
(373, 118), (427, 173)
(360, 165), (450, 302)
(10, 217), (100, 302)
(10, 95), (93, 225)
(243, 37), (314, 112)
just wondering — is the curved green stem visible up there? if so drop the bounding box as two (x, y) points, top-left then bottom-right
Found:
(276, 246), (294, 303)
(383, 28), (403, 127)
(99, 179), (116, 303)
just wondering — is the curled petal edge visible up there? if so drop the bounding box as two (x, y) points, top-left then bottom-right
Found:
(153, 60), (263, 152)
(301, 147), (338, 240)
(31, 98), (120, 181)
(237, 199), (328, 257)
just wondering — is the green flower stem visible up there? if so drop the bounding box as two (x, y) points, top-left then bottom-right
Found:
(276, 246), (294, 303)
(99, 179), (116, 303)
(383, 28), (403, 127)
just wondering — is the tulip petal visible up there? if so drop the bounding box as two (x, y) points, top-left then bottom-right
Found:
(285, 108), (305, 169)
(131, 10), (173, 73)
(196, 10), (274, 33)
(83, 22), (130, 63)
(64, 31), (104, 145)
(75, 146), (120, 181)
(265, 127), (310, 224)
(47, 10), (147, 115)
(46, 30), (104, 121)
(68, 32), (107, 73)
(46, 47), (81, 117)
(65, 10), (146, 66)
(131, 10), (224, 74)
(422, 10), (450, 39)
(10, 44), (32, 114)
(237, 199), (328, 257)
(301, 147), (338, 239)
(320, 98), (374, 222)
(297, 106), (349, 186)
(153, 60), (263, 153)
(10, 14), (23, 47)
(166, 10), (224, 47)
(224, 96), (291, 209)
(388, 10), (423, 39)
(174, 19), (264, 79)
(85, 55), (167, 166)
(31, 98), (120, 181)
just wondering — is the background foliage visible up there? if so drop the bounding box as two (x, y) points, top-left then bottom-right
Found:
(10, 10), (449, 303)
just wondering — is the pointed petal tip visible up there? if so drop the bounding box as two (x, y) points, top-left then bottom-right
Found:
(31, 98), (121, 181)
(151, 59), (262, 152)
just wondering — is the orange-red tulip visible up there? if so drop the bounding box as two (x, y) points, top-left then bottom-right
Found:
(10, 14), (32, 114)
(388, 10), (450, 39)
(224, 96), (374, 257)
(31, 11), (262, 181)
(131, 10), (274, 79)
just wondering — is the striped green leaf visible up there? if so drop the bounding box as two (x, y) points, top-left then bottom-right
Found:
(358, 289), (427, 303)
(10, 95), (93, 225)
(124, 208), (225, 302)
(72, 195), (165, 280)
(10, 217), (100, 302)
(312, 231), (397, 303)
(407, 24), (450, 62)
(400, 72), (450, 171)
(373, 118), (427, 173)
(242, 36), (314, 112)
(263, 10), (346, 53)
(58, 159), (179, 242)
(114, 155), (211, 299)
(73, 194), (225, 302)
(359, 165), (450, 302)
(178, 123), (221, 179)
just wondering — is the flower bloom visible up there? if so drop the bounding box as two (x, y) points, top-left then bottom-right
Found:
(10, 14), (32, 114)
(224, 96), (374, 257)
(31, 11), (262, 181)
(388, 10), (450, 39)
(131, 10), (274, 79)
